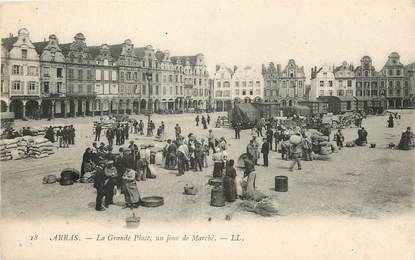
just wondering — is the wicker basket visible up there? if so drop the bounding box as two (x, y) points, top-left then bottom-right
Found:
(141, 196), (164, 207)
(125, 213), (140, 228)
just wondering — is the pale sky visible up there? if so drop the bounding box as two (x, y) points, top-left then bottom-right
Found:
(1, 0), (415, 80)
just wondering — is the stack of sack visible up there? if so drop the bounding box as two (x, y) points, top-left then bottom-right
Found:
(0, 139), (15, 161)
(28, 137), (55, 159)
(0, 138), (29, 161)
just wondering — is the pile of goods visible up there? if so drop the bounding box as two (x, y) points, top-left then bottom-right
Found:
(27, 137), (55, 159)
(308, 130), (337, 160)
(0, 139), (18, 161)
(30, 128), (46, 137)
(239, 197), (278, 217)
(0, 136), (56, 161)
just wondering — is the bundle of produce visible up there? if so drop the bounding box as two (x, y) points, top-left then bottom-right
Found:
(239, 197), (278, 217)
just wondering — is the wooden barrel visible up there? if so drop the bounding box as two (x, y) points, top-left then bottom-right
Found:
(275, 176), (288, 192)
(210, 186), (225, 207)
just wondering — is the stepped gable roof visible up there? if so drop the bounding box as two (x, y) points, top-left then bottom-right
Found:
(1, 36), (18, 51)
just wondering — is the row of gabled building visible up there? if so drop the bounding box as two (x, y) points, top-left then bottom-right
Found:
(263, 53), (414, 110)
(1, 28), (211, 119)
(213, 53), (414, 112)
(213, 59), (306, 111)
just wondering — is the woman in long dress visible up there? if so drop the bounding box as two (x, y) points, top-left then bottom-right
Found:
(223, 159), (237, 202)
(122, 168), (141, 209)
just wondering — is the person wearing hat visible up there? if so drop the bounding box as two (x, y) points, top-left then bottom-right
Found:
(176, 141), (186, 176)
(261, 138), (270, 167)
(94, 160), (108, 211)
(398, 127), (414, 150)
(122, 164), (141, 209)
(103, 160), (117, 208)
(207, 129), (216, 154)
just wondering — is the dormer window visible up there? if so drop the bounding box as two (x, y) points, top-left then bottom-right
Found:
(22, 49), (28, 59)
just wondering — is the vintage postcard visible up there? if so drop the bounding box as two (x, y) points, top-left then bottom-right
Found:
(0, 0), (414, 259)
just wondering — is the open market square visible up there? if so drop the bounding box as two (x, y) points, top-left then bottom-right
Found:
(1, 110), (413, 224)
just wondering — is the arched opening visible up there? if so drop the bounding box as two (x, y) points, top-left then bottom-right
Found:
(133, 100), (139, 114)
(85, 99), (91, 115)
(154, 99), (160, 112)
(69, 100), (76, 117)
(41, 100), (53, 118)
(244, 97), (251, 103)
(26, 100), (40, 119)
(168, 99), (174, 110)
(140, 99), (147, 111)
(1, 100), (8, 112)
(288, 100), (293, 107)
(10, 100), (23, 119)
(77, 99), (83, 116)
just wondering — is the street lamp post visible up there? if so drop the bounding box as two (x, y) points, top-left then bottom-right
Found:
(145, 71), (153, 137)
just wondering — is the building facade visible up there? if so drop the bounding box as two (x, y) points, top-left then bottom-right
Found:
(1, 28), (210, 118)
(310, 65), (335, 100)
(212, 64), (234, 111)
(1, 29), (41, 119)
(262, 59), (306, 106)
(212, 64), (264, 111)
(354, 53), (411, 109)
(232, 66), (264, 103)
(333, 61), (355, 98)
(378, 52), (411, 108)
(405, 62), (415, 105)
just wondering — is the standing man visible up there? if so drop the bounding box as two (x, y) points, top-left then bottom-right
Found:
(138, 120), (144, 135)
(201, 116), (207, 129)
(56, 126), (63, 148)
(95, 123), (102, 142)
(195, 115), (200, 126)
(266, 127), (273, 151)
(256, 120), (263, 137)
(334, 129), (344, 149)
(234, 122), (241, 139)
(69, 125), (75, 145)
(207, 114), (211, 125)
(106, 127), (114, 147)
(124, 123), (129, 140)
(207, 129), (216, 154)
(261, 138), (270, 167)
(175, 123), (182, 140)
